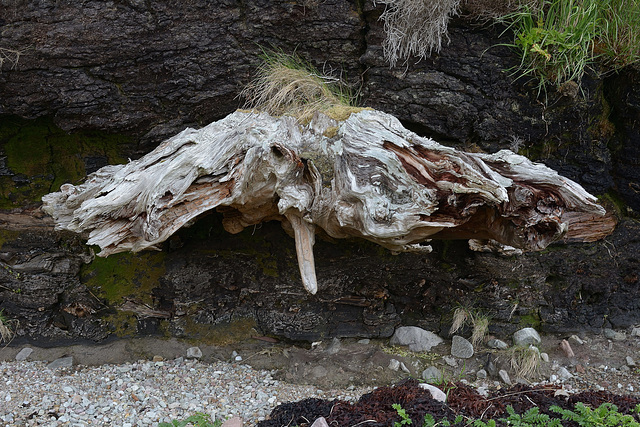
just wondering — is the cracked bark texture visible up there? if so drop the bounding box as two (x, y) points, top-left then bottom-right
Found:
(1, 0), (639, 342)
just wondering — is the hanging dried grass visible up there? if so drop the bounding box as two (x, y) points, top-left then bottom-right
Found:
(375, 0), (462, 67)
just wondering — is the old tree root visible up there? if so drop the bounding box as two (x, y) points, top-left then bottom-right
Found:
(42, 109), (612, 294)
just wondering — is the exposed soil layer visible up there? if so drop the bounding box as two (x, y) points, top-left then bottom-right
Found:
(258, 379), (640, 427)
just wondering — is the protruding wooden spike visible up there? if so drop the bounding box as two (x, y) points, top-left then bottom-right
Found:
(286, 213), (318, 294)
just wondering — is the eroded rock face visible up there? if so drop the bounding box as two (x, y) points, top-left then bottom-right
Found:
(0, 1), (639, 343)
(0, 0), (364, 149)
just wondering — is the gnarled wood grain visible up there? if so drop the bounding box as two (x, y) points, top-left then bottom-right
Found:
(42, 110), (612, 294)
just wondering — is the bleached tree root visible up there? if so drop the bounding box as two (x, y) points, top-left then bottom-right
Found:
(42, 109), (612, 293)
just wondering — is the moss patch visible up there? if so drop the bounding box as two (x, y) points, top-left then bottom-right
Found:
(0, 229), (20, 250)
(80, 250), (166, 306)
(104, 310), (138, 337)
(0, 115), (129, 209)
(179, 317), (257, 346)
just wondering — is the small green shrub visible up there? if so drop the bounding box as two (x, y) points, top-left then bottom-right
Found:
(496, 0), (640, 95)
(393, 403), (413, 426)
(158, 412), (222, 427)
(551, 402), (640, 426)
(500, 405), (562, 426)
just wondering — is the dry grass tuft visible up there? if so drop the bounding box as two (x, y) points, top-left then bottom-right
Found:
(449, 307), (470, 336)
(509, 344), (541, 378)
(0, 309), (16, 344)
(449, 306), (490, 347)
(375, 0), (462, 67)
(240, 50), (357, 124)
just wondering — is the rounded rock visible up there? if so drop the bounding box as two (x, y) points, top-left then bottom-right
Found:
(451, 335), (474, 359)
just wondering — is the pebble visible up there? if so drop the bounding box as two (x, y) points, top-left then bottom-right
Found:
(626, 356), (636, 367)
(450, 336), (474, 359)
(388, 359), (400, 371)
(46, 356), (74, 370)
(513, 328), (541, 346)
(15, 347), (33, 361)
(557, 367), (573, 380)
(186, 347), (202, 359)
(418, 383), (447, 402)
(0, 358), (369, 426)
(476, 369), (487, 380)
(498, 369), (512, 385)
(487, 339), (508, 350)
(603, 328), (626, 341)
(390, 326), (443, 352)
(422, 366), (443, 383)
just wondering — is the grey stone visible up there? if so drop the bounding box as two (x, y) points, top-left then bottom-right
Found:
(476, 369), (487, 379)
(388, 359), (400, 371)
(418, 383), (447, 402)
(626, 356), (636, 367)
(451, 335), (474, 359)
(486, 358), (498, 377)
(631, 327), (640, 337)
(443, 355), (458, 367)
(400, 362), (410, 373)
(422, 366), (443, 383)
(487, 339), (509, 350)
(556, 366), (573, 380)
(541, 352), (550, 363)
(603, 328), (626, 341)
(46, 356), (73, 370)
(569, 335), (584, 345)
(221, 416), (243, 427)
(186, 347), (202, 359)
(390, 326), (443, 352)
(15, 347), (33, 361)
(326, 337), (341, 355)
(357, 339), (370, 345)
(498, 369), (512, 385)
(513, 328), (541, 346)
(311, 417), (330, 427)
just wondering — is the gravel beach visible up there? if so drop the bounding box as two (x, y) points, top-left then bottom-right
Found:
(0, 358), (370, 426)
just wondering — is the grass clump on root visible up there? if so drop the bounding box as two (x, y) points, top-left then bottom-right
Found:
(240, 50), (359, 124)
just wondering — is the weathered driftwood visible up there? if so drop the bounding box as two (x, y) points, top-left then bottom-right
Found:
(42, 109), (611, 294)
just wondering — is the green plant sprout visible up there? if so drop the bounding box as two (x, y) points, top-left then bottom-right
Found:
(158, 412), (222, 427)
(393, 403), (413, 426)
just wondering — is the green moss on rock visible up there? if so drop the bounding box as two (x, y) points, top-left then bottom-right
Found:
(0, 116), (129, 209)
(80, 250), (166, 306)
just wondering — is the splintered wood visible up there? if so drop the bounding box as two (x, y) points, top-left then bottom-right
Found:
(42, 110), (613, 294)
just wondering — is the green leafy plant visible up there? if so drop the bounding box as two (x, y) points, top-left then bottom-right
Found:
(240, 49), (359, 123)
(496, 0), (640, 95)
(158, 412), (222, 427)
(500, 405), (562, 426)
(393, 403), (413, 426)
(551, 402), (640, 426)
